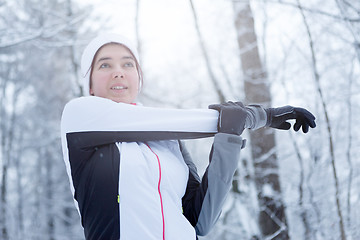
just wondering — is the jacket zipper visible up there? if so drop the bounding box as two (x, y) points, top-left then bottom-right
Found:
(145, 143), (165, 240)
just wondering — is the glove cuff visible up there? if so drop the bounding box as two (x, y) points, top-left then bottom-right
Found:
(245, 105), (268, 130)
(264, 108), (270, 127)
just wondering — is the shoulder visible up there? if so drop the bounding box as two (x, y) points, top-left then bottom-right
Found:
(64, 96), (111, 108)
(62, 96), (134, 115)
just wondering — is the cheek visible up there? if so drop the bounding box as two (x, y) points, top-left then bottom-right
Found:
(92, 72), (108, 81)
(130, 71), (140, 86)
(91, 72), (109, 87)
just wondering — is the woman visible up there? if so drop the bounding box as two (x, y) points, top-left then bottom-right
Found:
(61, 33), (315, 240)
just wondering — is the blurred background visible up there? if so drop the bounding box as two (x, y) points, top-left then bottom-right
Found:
(0, 0), (359, 239)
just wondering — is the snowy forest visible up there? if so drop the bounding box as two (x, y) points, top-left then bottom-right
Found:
(1, 0), (359, 239)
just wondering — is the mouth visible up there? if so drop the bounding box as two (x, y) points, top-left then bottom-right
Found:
(111, 86), (127, 90)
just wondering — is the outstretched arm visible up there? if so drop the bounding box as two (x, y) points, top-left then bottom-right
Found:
(61, 96), (219, 148)
(61, 97), (316, 149)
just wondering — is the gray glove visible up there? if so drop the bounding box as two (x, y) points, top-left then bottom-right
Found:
(208, 101), (247, 135)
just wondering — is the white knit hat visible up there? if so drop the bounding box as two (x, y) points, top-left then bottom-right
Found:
(80, 33), (140, 96)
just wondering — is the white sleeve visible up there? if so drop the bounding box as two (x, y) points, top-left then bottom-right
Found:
(61, 96), (219, 135)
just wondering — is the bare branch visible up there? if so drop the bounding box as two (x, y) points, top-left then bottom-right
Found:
(135, 0), (143, 63)
(0, 11), (87, 49)
(189, 0), (226, 103)
(342, 0), (360, 15)
(231, 0), (360, 22)
(345, 55), (355, 229)
(0, 31), (44, 49)
(335, 0), (360, 63)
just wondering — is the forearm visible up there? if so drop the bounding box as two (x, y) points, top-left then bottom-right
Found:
(61, 96), (218, 134)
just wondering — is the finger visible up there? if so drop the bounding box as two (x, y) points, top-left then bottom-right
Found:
(208, 104), (221, 111)
(302, 124), (309, 133)
(293, 121), (302, 132)
(308, 119), (316, 128)
(302, 115), (316, 129)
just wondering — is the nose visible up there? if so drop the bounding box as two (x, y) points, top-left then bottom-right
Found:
(112, 71), (124, 79)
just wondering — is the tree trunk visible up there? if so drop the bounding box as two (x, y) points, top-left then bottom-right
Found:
(0, 67), (9, 240)
(0, 72), (18, 240)
(0, 165), (8, 240)
(233, 1), (289, 239)
(290, 133), (311, 239)
(45, 150), (55, 240)
(15, 149), (24, 238)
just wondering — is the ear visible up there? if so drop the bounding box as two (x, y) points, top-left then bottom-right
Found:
(89, 86), (94, 96)
(89, 77), (94, 95)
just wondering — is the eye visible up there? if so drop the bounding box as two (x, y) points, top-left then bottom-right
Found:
(124, 62), (135, 67)
(99, 63), (110, 69)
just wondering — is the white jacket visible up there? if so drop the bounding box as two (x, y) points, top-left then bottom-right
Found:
(61, 96), (244, 240)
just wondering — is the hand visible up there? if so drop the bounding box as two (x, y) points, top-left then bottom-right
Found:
(208, 101), (247, 135)
(265, 106), (316, 133)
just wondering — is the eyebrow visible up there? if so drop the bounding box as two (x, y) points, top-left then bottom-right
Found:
(96, 56), (135, 63)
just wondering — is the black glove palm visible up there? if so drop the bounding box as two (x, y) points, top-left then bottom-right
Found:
(265, 106), (316, 133)
(209, 101), (247, 135)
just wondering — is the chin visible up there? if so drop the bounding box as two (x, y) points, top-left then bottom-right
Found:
(111, 98), (131, 104)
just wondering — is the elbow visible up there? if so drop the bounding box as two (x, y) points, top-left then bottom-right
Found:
(195, 224), (212, 236)
(194, 212), (221, 236)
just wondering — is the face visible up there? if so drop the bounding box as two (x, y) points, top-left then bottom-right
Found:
(90, 44), (139, 103)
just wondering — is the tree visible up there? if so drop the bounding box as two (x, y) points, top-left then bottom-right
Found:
(0, 0), (89, 238)
(233, 1), (289, 239)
